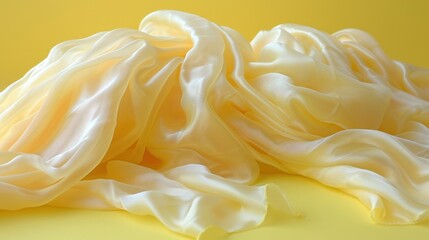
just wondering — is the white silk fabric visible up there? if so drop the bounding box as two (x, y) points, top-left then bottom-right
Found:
(1, 10), (429, 238)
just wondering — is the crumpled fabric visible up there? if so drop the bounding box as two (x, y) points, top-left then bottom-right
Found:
(1, 10), (429, 239)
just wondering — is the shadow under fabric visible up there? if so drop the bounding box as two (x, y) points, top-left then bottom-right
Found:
(0, 10), (429, 239)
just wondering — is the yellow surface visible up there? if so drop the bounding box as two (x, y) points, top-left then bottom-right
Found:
(0, 0), (428, 239)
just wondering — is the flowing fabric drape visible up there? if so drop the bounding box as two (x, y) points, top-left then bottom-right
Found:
(1, 10), (428, 239)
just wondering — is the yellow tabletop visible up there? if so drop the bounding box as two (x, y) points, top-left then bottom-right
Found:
(1, 1), (428, 239)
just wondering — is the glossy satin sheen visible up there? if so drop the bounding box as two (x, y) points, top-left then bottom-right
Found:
(1, 10), (428, 239)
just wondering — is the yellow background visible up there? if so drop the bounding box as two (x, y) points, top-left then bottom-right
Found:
(0, 0), (428, 239)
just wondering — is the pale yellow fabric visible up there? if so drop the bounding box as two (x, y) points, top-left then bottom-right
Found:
(1, 10), (429, 238)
